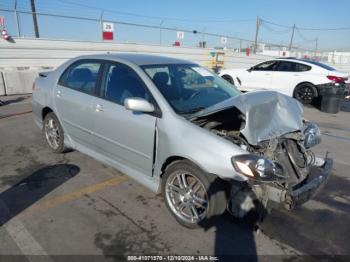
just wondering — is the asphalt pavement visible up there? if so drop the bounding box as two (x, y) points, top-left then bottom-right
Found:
(0, 95), (349, 261)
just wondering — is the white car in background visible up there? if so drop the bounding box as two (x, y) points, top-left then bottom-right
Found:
(219, 58), (349, 104)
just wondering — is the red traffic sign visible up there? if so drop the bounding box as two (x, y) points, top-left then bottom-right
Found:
(103, 31), (113, 40)
(102, 22), (114, 41)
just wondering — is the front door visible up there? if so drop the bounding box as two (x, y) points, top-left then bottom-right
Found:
(241, 60), (278, 91)
(91, 62), (157, 176)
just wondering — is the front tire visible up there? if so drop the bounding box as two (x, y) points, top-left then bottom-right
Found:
(294, 83), (318, 104)
(43, 112), (67, 153)
(162, 160), (227, 228)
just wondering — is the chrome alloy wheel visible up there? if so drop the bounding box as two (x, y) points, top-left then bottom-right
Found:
(44, 118), (60, 150)
(165, 172), (209, 224)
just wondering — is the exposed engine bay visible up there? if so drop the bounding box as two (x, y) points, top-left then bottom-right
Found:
(192, 107), (315, 186)
(191, 105), (328, 218)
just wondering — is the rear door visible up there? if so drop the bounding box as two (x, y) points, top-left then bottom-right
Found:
(90, 61), (157, 176)
(271, 61), (311, 96)
(240, 60), (277, 91)
(54, 60), (103, 148)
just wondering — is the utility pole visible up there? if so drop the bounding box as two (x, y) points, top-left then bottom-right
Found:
(253, 16), (261, 54)
(314, 38), (318, 58)
(99, 11), (104, 41)
(159, 20), (164, 46)
(30, 0), (40, 38)
(14, 0), (21, 37)
(288, 24), (296, 51)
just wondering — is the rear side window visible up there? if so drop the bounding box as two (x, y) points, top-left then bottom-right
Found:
(295, 63), (311, 72)
(59, 61), (102, 95)
(276, 61), (311, 72)
(300, 60), (336, 71)
(276, 61), (296, 72)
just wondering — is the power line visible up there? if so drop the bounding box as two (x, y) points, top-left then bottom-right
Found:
(298, 26), (350, 31)
(261, 22), (292, 34)
(261, 17), (350, 31)
(0, 7), (256, 43)
(260, 19), (292, 29)
(295, 28), (316, 42)
(55, 0), (255, 23)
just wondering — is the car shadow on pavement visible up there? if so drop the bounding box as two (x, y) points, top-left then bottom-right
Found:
(260, 173), (350, 255)
(198, 178), (263, 261)
(0, 96), (29, 106)
(0, 164), (80, 226)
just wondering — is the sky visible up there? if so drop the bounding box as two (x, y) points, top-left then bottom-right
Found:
(0, 0), (350, 51)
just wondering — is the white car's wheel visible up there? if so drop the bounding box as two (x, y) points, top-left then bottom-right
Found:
(294, 83), (318, 104)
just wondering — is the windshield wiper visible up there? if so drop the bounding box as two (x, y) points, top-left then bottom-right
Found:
(177, 107), (206, 115)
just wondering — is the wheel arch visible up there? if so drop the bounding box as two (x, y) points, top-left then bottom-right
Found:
(160, 156), (189, 178)
(159, 155), (217, 180)
(42, 106), (54, 120)
(158, 155), (227, 190)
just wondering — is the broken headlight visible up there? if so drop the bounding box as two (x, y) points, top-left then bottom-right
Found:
(231, 154), (285, 182)
(304, 122), (321, 149)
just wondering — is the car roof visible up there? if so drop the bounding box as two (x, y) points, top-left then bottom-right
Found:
(273, 57), (338, 71)
(75, 53), (195, 66)
(274, 58), (311, 64)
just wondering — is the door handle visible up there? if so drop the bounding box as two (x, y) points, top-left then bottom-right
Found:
(95, 104), (104, 112)
(56, 90), (62, 97)
(265, 73), (271, 76)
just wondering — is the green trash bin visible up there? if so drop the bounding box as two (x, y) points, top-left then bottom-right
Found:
(320, 87), (344, 113)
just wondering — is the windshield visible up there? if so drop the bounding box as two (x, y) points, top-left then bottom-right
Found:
(142, 64), (241, 115)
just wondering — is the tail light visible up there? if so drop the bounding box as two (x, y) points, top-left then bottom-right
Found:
(32, 82), (36, 91)
(327, 75), (347, 84)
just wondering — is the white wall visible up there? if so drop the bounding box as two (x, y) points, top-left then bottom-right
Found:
(1, 38), (349, 95)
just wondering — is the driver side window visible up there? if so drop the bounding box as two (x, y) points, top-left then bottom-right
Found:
(253, 61), (278, 71)
(101, 63), (150, 105)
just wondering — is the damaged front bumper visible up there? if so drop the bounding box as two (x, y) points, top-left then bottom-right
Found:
(265, 158), (333, 210)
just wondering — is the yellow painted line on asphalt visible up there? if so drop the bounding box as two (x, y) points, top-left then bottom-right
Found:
(22, 175), (129, 216)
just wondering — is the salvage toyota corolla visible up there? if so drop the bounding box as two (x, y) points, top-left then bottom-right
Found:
(32, 54), (332, 228)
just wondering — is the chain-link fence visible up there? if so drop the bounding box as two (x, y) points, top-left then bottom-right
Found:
(1, 7), (349, 64)
(0, 8), (310, 51)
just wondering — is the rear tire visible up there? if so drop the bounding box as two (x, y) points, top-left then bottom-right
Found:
(294, 83), (318, 104)
(221, 75), (234, 85)
(43, 112), (67, 153)
(162, 160), (227, 228)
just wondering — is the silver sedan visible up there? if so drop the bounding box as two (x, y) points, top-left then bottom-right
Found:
(32, 53), (332, 228)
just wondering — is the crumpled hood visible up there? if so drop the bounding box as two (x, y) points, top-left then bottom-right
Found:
(193, 91), (304, 145)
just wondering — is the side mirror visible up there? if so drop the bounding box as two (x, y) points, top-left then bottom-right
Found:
(124, 97), (155, 113)
(247, 67), (253, 72)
